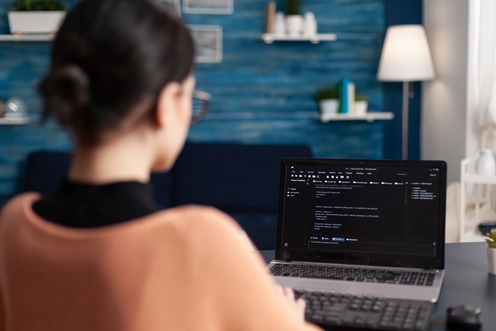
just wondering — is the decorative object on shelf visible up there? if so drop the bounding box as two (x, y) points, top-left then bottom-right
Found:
(485, 229), (496, 274)
(303, 12), (317, 37)
(476, 149), (495, 175)
(337, 78), (354, 114)
(316, 84), (373, 122)
(355, 95), (368, 116)
(285, 0), (301, 37)
(377, 25), (435, 160)
(265, 1), (275, 34)
(188, 25), (223, 63)
(315, 88), (339, 117)
(183, 0), (233, 14)
(261, 2), (331, 44)
(273, 12), (285, 37)
(159, 0), (181, 16)
(8, 0), (65, 35)
(4, 96), (26, 118)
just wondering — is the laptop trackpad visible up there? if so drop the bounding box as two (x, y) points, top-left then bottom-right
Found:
(275, 277), (351, 292)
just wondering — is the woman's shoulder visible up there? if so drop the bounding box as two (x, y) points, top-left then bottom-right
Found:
(148, 205), (248, 248)
(0, 192), (39, 221)
(1, 195), (242, 249)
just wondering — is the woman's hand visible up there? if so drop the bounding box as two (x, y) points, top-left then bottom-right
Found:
(279, 286), (307, 322)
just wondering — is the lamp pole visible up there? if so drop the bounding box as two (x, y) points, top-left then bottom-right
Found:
(402, 81), (409, 160)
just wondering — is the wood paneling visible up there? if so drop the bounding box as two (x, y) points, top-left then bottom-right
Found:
(0, 0), (386, 196)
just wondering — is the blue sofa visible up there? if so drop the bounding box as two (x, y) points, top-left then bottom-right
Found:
(13, 142), (312, 249)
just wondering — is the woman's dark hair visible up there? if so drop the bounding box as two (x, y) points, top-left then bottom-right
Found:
(38, 0), (195, 145)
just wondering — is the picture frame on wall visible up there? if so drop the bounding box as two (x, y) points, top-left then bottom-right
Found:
(183, 0), (233, 14)
(188, 25), (223, 63)
(160, 0), (181, 16)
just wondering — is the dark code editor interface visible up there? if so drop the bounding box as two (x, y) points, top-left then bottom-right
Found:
(281, 164), (441, 257)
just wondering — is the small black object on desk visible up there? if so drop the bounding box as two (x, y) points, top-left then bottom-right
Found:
(446, 305), (482, 330)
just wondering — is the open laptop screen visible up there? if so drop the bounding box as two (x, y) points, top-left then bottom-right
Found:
(276, 158), (447, 269)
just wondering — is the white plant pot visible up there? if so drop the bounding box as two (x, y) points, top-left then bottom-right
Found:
(487, 246), (496, 275)
(355, 100), (368, 116)
(8, 11), (66, 34)
(286, 15), (303, 37)
(319, 99), (339, 115)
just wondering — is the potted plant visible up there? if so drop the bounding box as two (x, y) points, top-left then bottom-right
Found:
(486, 229), (496, 274)
(316, 88), (339, 121)
(8, 0), (66, 35)
(286, 0), (302, 37)
(355, 95), (368, 116)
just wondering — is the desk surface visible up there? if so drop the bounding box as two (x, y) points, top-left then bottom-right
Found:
(260, 242), (496, 331)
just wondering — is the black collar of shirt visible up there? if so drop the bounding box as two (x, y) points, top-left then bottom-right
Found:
(32, 178), (161, 228)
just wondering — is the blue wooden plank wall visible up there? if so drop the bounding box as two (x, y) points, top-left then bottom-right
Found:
(0, 0), (386, 196)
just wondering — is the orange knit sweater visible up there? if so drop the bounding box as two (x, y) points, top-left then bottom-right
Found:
(0, 194), (321, 331)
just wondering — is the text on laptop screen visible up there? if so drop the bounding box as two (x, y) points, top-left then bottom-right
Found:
(279, 161), (444, 261)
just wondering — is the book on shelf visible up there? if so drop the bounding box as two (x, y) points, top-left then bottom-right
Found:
(338, 78), (357, 115)
(265, 2), (276, 34)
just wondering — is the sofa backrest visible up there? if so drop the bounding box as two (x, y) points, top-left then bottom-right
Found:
(24, 150), (175, 208)
(24, 151), (72, 194)
(173, 142), (312, 213)
(23, 142), (312, 213)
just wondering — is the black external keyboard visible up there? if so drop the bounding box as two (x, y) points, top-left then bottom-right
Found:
(294, 289), (434, 331)
(270, 264), (436, 286)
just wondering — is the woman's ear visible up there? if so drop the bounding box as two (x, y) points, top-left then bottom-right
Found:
(154, 81), (182, 129)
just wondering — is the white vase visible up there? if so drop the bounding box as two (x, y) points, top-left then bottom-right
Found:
(274, 12), (286, 37)
(303, 12), (317, 37)
(355, 101), (368, 116)
(286, 15), (303, 37)
(487, 247), (496, 274)
(8, 11), (65, 34)
(476, 149), (495, 175)
(319, 99), (339, 115)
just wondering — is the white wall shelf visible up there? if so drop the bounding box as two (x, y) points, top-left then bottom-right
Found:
(320, 112), (394, 123)
(0, 34), (53, 41)
(460, 156), (493, 242)
(0, 117), (30, 125)
(262, 33), (337, 44)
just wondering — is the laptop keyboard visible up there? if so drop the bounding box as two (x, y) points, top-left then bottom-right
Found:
(269, 264), (436, 286)
(295, 289), (433, 331)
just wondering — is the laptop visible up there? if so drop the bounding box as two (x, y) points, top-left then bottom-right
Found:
(267, 158), (447, 302)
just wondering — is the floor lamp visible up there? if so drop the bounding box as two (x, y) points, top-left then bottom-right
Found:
(377, 25), (435, 160)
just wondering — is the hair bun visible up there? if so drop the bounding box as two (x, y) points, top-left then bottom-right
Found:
(39, 64), (92, 126)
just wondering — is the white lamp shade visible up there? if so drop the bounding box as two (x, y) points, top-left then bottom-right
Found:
(377, 25), (435, 82)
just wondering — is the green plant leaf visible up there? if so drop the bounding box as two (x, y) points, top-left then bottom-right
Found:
(11, 0), (65, 11)
(315, 88), (338, 100)
(286, 0), (300, 15)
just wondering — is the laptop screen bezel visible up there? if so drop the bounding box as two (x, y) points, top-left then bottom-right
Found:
(275, 158), (447, 270)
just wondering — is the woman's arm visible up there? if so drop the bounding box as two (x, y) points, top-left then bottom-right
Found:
(186, 206), (322, 331)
